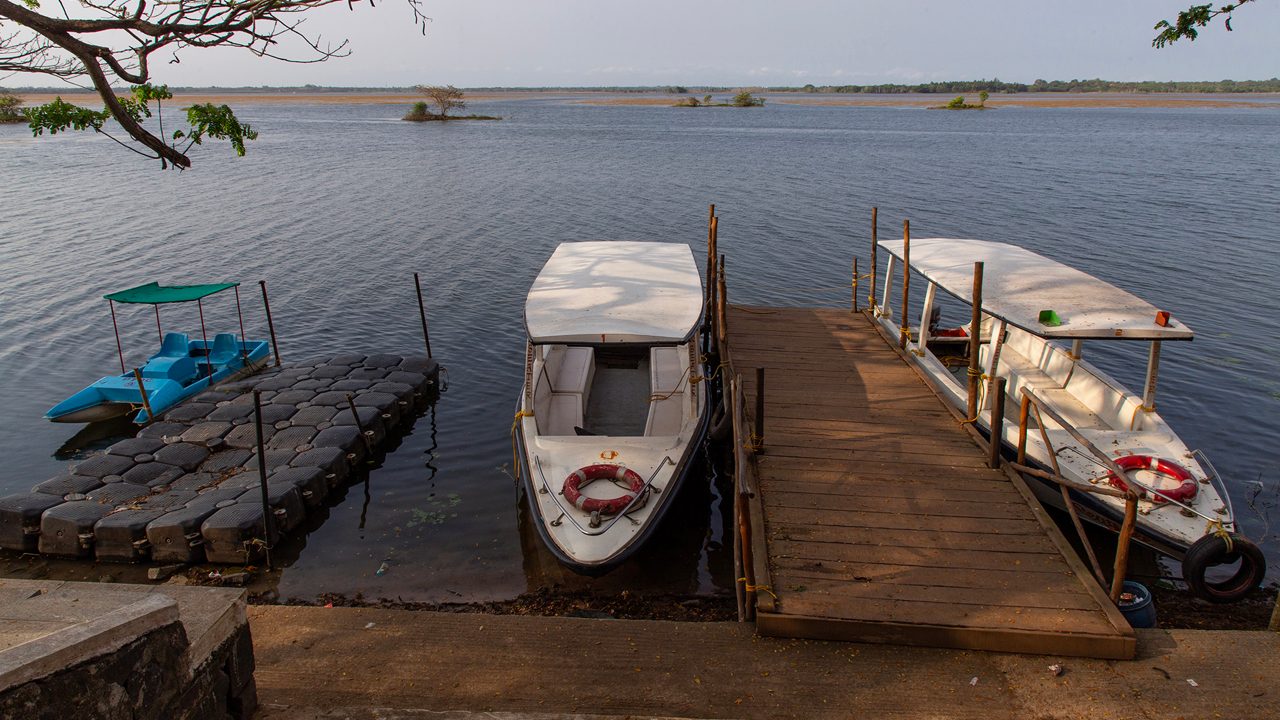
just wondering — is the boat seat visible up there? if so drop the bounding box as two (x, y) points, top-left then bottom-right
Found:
(646, 346), (686, 436)
(141, 355), (199, 384)
(532, 356), (588, 436)
(159, 332), (190, 358)
(208, 333), (241, 366)
(1000, 349), (1109, 431)
(540, 346), (595, 425)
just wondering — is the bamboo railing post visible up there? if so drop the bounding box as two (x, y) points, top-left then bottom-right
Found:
(1016, 393), (1031, 465)
(706, 211), (718, 335)
(753, 367), (765, 454)
(1110, 493), (1140, 602)
(716, 254), (728, 358)
(851, 257), (858, 313)
(132, 368), (154, 425)
(731, 374), (757, 619)
(988, 377), (1007, 469)
(966, 262), (984, 419)
(869, 207), (878, 312)
(899, 220), (910, 349)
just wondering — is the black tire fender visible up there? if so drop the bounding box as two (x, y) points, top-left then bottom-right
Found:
(1183, 533), (1266, 603)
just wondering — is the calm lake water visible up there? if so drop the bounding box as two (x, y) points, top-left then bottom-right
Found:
(1, 94), (1277, 600)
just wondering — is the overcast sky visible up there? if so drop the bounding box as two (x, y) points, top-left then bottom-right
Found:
(10, 0), (1280, 87)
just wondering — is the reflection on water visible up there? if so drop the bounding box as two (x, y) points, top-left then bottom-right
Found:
(2, 97), (1277, 598)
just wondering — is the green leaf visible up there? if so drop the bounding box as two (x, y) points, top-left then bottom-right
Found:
(184, 103), (258, 156)
(24, 98), (110, 136)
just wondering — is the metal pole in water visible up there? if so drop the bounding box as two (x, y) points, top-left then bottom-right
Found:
(154, 305), (162, 344)
(259, 280), (281, 367)
(253, 390), (274, 571)
(196, 298), (213, 379)
(346, 393), (375, 457)
(132, 368), (154, 425)
(233, 285), (249, 364)
(414, 272), (433, 359)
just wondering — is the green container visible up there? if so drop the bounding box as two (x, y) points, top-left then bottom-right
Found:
(1038, 309), (1062, 327)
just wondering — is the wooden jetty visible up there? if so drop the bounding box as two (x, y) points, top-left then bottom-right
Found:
(0, 354), (439, 565)
(717, 301), (1136, 659)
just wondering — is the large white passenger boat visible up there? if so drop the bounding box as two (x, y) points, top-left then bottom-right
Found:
(874, 237), (1264, 602)
(515, 241), (712, 574)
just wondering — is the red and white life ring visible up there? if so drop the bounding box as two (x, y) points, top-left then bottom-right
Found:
(562, 464), (645, 515)
(1106, 455), (1198, 504)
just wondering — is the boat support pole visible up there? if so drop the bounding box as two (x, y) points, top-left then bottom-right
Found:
(259, 280), (281, 367)
(154, 306), (162, 344)
(233, 285), (249, 364)
(109, 299), (126, 374)
(967, 262), (984, 421)
(899, 220), (910, 349)
(196, 299), (213, 378)
(413, 272), (433, 359)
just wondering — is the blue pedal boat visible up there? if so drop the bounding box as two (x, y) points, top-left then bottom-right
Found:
(46, 282), (272, 424)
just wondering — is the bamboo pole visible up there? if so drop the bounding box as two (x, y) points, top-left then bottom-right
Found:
(253, 390), (274, 571)
(732, 375), (756, 620)
(706, 214), (718, 335)
(413, 272), (433, 359)
(716, 254), (728, 359)
(966, 262), (984, 420)
(988, 377), (1006, 469)
(1017, 393), (1031, 465)
(1110, 493), (1139, 602)
(1029, 399), (1108, 585)
(869, 207), (878, 312)
(259, 280), (281, 367)
(899, 220), (910, 349)
(132, 369), (154, 425)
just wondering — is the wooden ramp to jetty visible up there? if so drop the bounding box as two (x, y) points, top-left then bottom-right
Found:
(726, 306), (1135, 659)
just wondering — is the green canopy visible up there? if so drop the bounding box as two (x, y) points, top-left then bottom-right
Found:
(104, 282), (240, 305)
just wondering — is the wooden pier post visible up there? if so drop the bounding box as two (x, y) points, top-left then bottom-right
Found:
(259, 280), (281, 367)
(1110, 493), (1139, 602)
(851, 258), (859, 313)
(716, 255), (728, 358)
(753, 367), (765, 454)
(869, 207), (878, 312)
(899, 220), (910, 349)
(988, 377), (1007, 469)
(413, 272), (433, 359)
(967, 262), (984, 419)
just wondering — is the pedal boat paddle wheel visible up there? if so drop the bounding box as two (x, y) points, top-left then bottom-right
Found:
(873, 237), (1263, 602)
(45, 281), (272, 424)
(515, 241), (712, 574)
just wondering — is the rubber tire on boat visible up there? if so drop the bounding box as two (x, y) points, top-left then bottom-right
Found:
(1182, 533), (1266, 603)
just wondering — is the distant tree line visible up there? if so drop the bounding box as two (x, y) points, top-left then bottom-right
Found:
(786, 78), (1280, 94)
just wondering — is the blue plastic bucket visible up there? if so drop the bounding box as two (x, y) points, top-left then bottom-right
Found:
(1117, 580), (1157, 628)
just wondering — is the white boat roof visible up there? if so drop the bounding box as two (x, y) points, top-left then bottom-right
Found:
(878, 238), (1193, 340)
(525, 241), (704, 344)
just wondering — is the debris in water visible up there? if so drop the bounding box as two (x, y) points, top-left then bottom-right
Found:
(969, 677), (979, 687)
(376, 561), (390, 576)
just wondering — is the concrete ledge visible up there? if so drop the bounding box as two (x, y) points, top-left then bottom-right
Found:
(0, 592), (177, 693)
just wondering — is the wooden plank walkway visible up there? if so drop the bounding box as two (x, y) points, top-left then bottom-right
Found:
(726, 306), (1135, 659)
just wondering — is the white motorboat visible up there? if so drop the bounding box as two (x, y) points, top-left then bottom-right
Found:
(873, 237), (1264, 602)
(515, 241), (712, 574)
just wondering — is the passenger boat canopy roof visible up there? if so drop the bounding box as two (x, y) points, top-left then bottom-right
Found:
(104, 282), (239, 305)
(525, 241), (704, 344)
(878, 238), (1193, 340)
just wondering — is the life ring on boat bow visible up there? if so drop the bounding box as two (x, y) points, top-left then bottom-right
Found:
(562, 464), (646, 515)
(1105, 455), (1198, 504)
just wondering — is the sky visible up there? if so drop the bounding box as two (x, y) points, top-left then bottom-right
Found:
(6, 0), (1280, 88)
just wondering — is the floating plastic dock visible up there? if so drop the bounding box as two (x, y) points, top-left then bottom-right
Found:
(0, 354), (439, 565)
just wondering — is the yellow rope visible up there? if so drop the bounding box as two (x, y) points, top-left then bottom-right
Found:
(511, 410), (534, 480)
(737, 577), (778, 600)
(744, 433), (764, 453)
(1208, 519), (1234, 552)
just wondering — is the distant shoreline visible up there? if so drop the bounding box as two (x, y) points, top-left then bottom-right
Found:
(7, 89), (1279, 110)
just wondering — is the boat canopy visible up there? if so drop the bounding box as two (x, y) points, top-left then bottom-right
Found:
(878, 238), (1193, 340)
(525, 241), (704, 344)
(104, 282), (239, 305)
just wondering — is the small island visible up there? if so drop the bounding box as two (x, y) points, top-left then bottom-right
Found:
(0, 90), (26, 124)
(675, 91), (765, 108)
(403, 85), (500, 121)
(931, 91), (991, 110)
